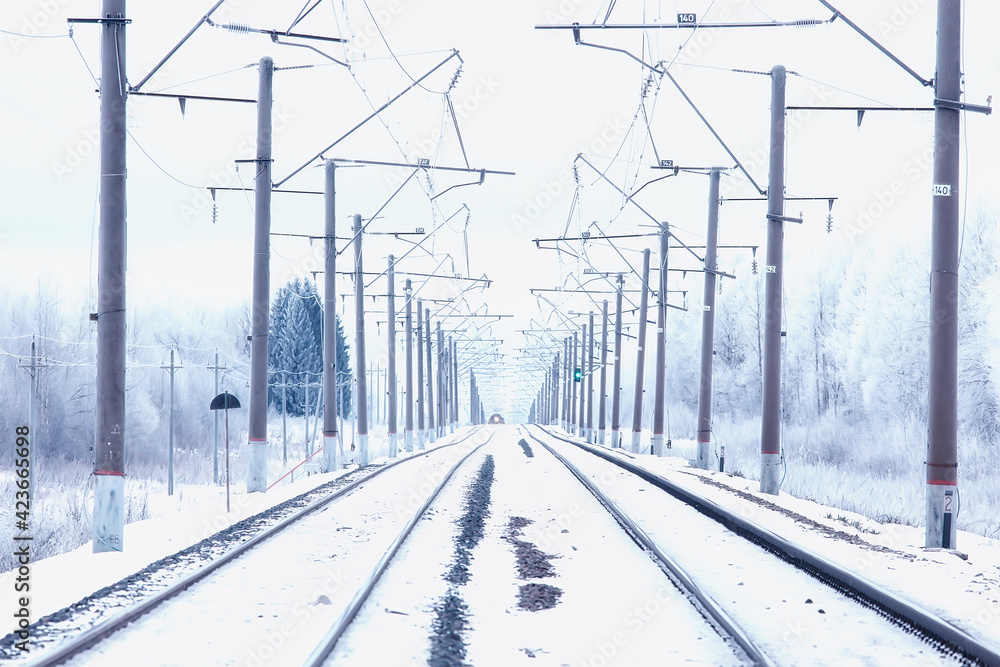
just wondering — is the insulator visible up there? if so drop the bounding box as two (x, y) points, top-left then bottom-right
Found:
(826, 213), (833, 234)
(223, 22), (252, 34)
(572, 165), (580, 185)
(212, 203), (218, 224)
(448, 65), (463, 92)
(752, 259), (758, 275)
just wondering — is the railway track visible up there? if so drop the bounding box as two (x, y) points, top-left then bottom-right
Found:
(313, 425), (759, 666)
(527, 424), (1000, 666)
(14, 423), (999, 665)
(16, 426), (491, 667)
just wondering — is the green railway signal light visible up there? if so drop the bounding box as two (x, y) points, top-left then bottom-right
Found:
(574, 368), (582, 382)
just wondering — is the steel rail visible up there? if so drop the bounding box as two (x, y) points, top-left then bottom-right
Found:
(304, 427), (497, 665)
(531, 425), (1000, 666)
(26, 426), (486, 667)
(524, 427), (773, 667)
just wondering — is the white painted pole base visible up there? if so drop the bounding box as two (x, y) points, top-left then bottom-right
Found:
(449, 423), (455, 434)
(247, 440), (267, 493)
(696, 439), (712, 471)
(598, 428), (606, 446)
(419, 429), (428, 449)
(92, 474), (124, 553)
(611, 429), (620, 449)
(388, 432), (398, 458)
(760, 452), (781, 495)
(404, 430), (414, 453)
(651, 433), (665, 457)
(358, 434), (370, 465)
(630, 431), (642, 454)
(925, 484), (958, 549)
(428, 427), (436, 444)
(585, 427), (593, 444)
(323, 435), (340, 472)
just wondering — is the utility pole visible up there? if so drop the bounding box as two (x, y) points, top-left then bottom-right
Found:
(552, 354), (561, 425)
(451, 338), (459, 430)
(207, 350), (226, 482)
(469, 369), (476, 426)
(630, 249), (651, 454)
(322, 159), (340, 473)
(652, 225), (669, 457)
(387, 255), (398, 457)
(926, 0), (961, 549)
(161, 348), (181, 496)
(578, 322), (586, 436)
(93, 0), (128, 554)
(612, 275), (623, 448)
(760, 65), (786, 495)
(697, 169), (722, 470)
(416, 298), (425, 448)
(425, 308), (435, 444)
(280, 372), (288, 464)
(436, 322), (445, 438)
(570, 331), (578, 433)
(599, 300), (608, 445)
(247, 56), (273, 494)
(404, 280), (414, 452)
(19, 336), (46, 508)
(563, 337), (570, 430)
(586, 311), (595, 443)
(354, 214), (370, 464)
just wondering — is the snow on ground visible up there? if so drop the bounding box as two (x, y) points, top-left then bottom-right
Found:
(548, 428), (1000, 657)
(5, 424), (1000, 665)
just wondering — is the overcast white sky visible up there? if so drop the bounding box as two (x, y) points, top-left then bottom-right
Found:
(2, 0), (999, 417)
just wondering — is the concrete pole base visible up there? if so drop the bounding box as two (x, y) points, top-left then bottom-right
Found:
(611, 429), (620, 449)
(404, 430), (414, 453)
(388, 432), (398, 458)
(925, 484), (958, 549)
(247, 439), (267, 493)
(696, 439), (712, 471)
(760, 452), (781, 495)
(585, 428), (593, 444)
(358, 434), (370, 466)
(323, 435), (340, 472)
(651, 433), (665, 457)
(598, 428), (606, 446)
(428, 428), (436, 444)
(92, 474), (124, 553)
(630, 431), (642, 455)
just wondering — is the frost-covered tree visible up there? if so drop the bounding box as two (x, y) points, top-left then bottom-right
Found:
(268, 278), (351, 417)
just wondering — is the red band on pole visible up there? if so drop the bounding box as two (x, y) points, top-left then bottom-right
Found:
(94, 470), (125, 476)
(926, 479), (958, 486)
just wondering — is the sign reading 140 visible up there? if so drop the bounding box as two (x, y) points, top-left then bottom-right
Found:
(677, 13), (697, 24)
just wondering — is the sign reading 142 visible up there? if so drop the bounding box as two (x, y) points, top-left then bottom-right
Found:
(677, 12), (697, 24)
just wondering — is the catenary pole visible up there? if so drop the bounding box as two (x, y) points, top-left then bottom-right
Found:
(322, 160), (340, 472)
(570, 331), (578, 433)
(416, 298), (425, 447)
(404, 280), (414, 451)
(760, 65), (786, 495)
(386, 255), (398, 456)
(611, 274), (624, 448)
(246, 56), (273, 494)
(425, 308), (435, 444)
(599, 300), (609, 445)
(926, 0), (961, 549)
(587, 311), (595, 442)
(630, 249), (652, 454)
(651, 226), (669, 456)
(353, 214), (370, 464)
(697, 168), (722, 470)
(563, 337), (571, 430)
(578, 322), (586, 436)
(93, 0), (128, 553)
(436, 322), (445, 438)
(452, 338), (459, 429)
